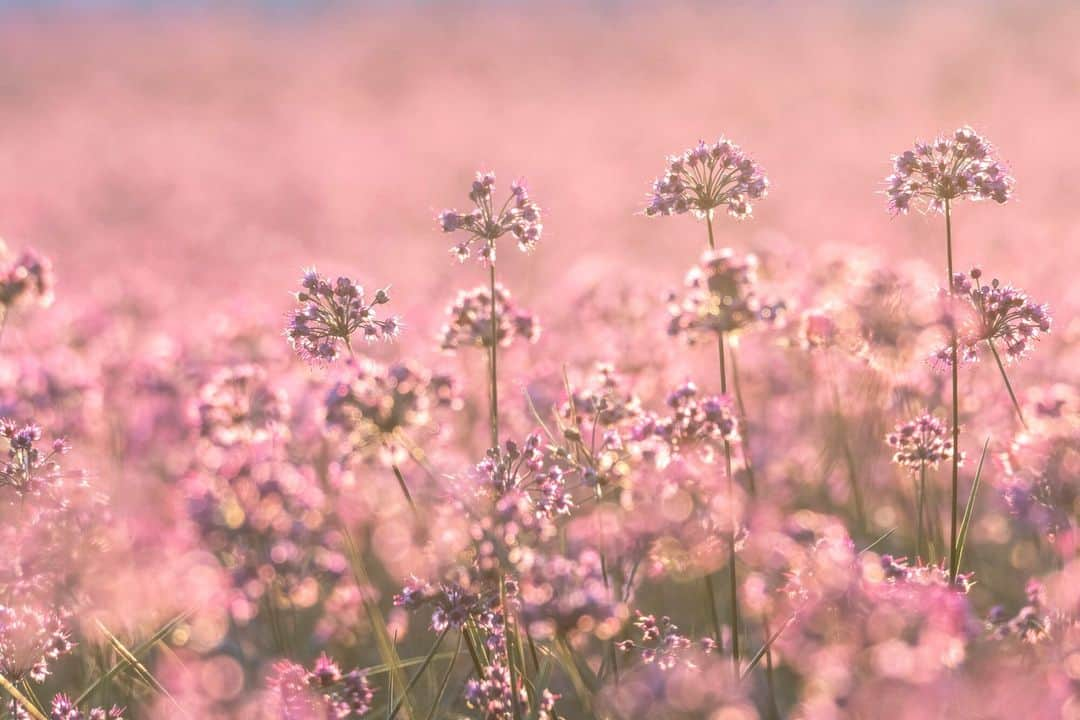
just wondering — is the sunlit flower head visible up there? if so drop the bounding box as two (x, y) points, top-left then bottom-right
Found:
(886, 413), (955, 470)
(645, 138), (769, 220)
(667, 249), (784, 342)
(438, 171), (543, 265)
(285, 267), (400, 364)
(886, 126), (1014, 213)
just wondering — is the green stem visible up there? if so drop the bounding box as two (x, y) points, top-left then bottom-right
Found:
(945, 198), (961, 585)
(0, 674), (47, 720)
(719, 331), (741, 674)
(916, 462), (926, 561)
(388, 628), (449, 720)
(423, 633), (462, 720)
(390, 463), (419, 517)
(706, 210), (740, 674)
(729, 349), (757, 496)
(488, 261), (500, 450)
(987, 339), (1028, 429)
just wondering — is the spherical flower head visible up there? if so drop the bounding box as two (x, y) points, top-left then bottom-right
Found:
(438, 171), (543, 265)
(324, 358), (460, 466)
(0, 419), (69, 497)
(0, 604), (75, 684)
(439, 283), (541, 351)
(667, 248), (785, 342)
(886, 413), (955, 470)
(284, 267), (401, 364)
(949, 267), (1051, 362)
(885, 126), (1014, 214)
(0, 246), (55, 311)
(645, 137), (769, 220)
(517, 547), (624, 640)
(195, 364), (290, 447)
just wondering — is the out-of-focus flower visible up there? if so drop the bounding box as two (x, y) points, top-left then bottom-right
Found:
(0, 420), (71, 498)
(464, 660), (558, 720)
(438, 172), (543, 265)
(194, 364), (290, 447)
(439, 284), (540, 351)
(885, 413), (955, 470)
(324, 359), (458, 466)
(517, 547), (625, 640)
(666, 249), (784, 343)
(645, 138), (768, 219)
(634, 382), (738, 467)
(616, 613), (714, 670)
(264, 656), (374, 719)
(950, 267), (1051, 362)
(0, 246), (54, 313)
(886, 126), (1014, 213)
(48, 694), (125, 720)
(285, 268), (400, 364)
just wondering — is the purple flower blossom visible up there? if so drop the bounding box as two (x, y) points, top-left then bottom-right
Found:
(951, 267), (1051, 362)
(285, 267), (400, 364)
(667, 249), (784, 342)
(886, 414), (955, 470)
(440, 284), (540, 351)
(438, 172), (543, 265)
(886, 126), (1014, 213)
(0, 247), (54, 312)
(0, 420), (71, 497)
(645, 138), (769, 219)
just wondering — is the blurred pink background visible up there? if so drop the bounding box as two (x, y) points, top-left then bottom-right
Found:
(0, 1), (1077, 336)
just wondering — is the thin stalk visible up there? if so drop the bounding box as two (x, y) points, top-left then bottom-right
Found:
(0, 675), (47, 720)
(500, 575), (524, 720)
(762, 617), (780, 720)
(829, 372), (866, 533)
(487, 261), (500, 450)
(720, 332), (741, 673)
(707, 210), (740, 675)
(388, 628), (449, 720)
(945, 198), (961, 584)
(390, 462), (419, 517)
(916, 462), (926, 561)
(729, 349), (757, 496)
(423, 633), (462, 720)
(987, 339), (1027, 428)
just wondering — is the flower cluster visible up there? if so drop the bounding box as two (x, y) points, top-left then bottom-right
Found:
(285, 268), (400, 363)
(667, 249), (784, 342)
(393, 573), (500, 634)
(516, 547), (624, 639)
(0, 246), (54, 312)
(0, 604), (74, 684)
(636, 382), (739, 462)
(464, 662), (559, 720)
(324, 359), (458, 466)
(617, 613), (715, 670)
(0, 420), (71, 497)
(645, 138), (769, 219)
(265, 654), (374, 718)
(194, 364), (290, 447)
(438, 172), (543, 264)
(439, 284), (540, 351)
(885, 414), (955, 470)
(886, 126), (1014, 213)
(951, 268), (1051, 362)
(46, 695), (125, 720)
(182, 457), (344, 623)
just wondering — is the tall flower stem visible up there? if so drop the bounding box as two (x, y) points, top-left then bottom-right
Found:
(945, 198), (961, 584)
(706, 211), (741, 673)
(488, 261), (501, 449)
(916, 462), (927, 561)
(987, 339), (1028, 428)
